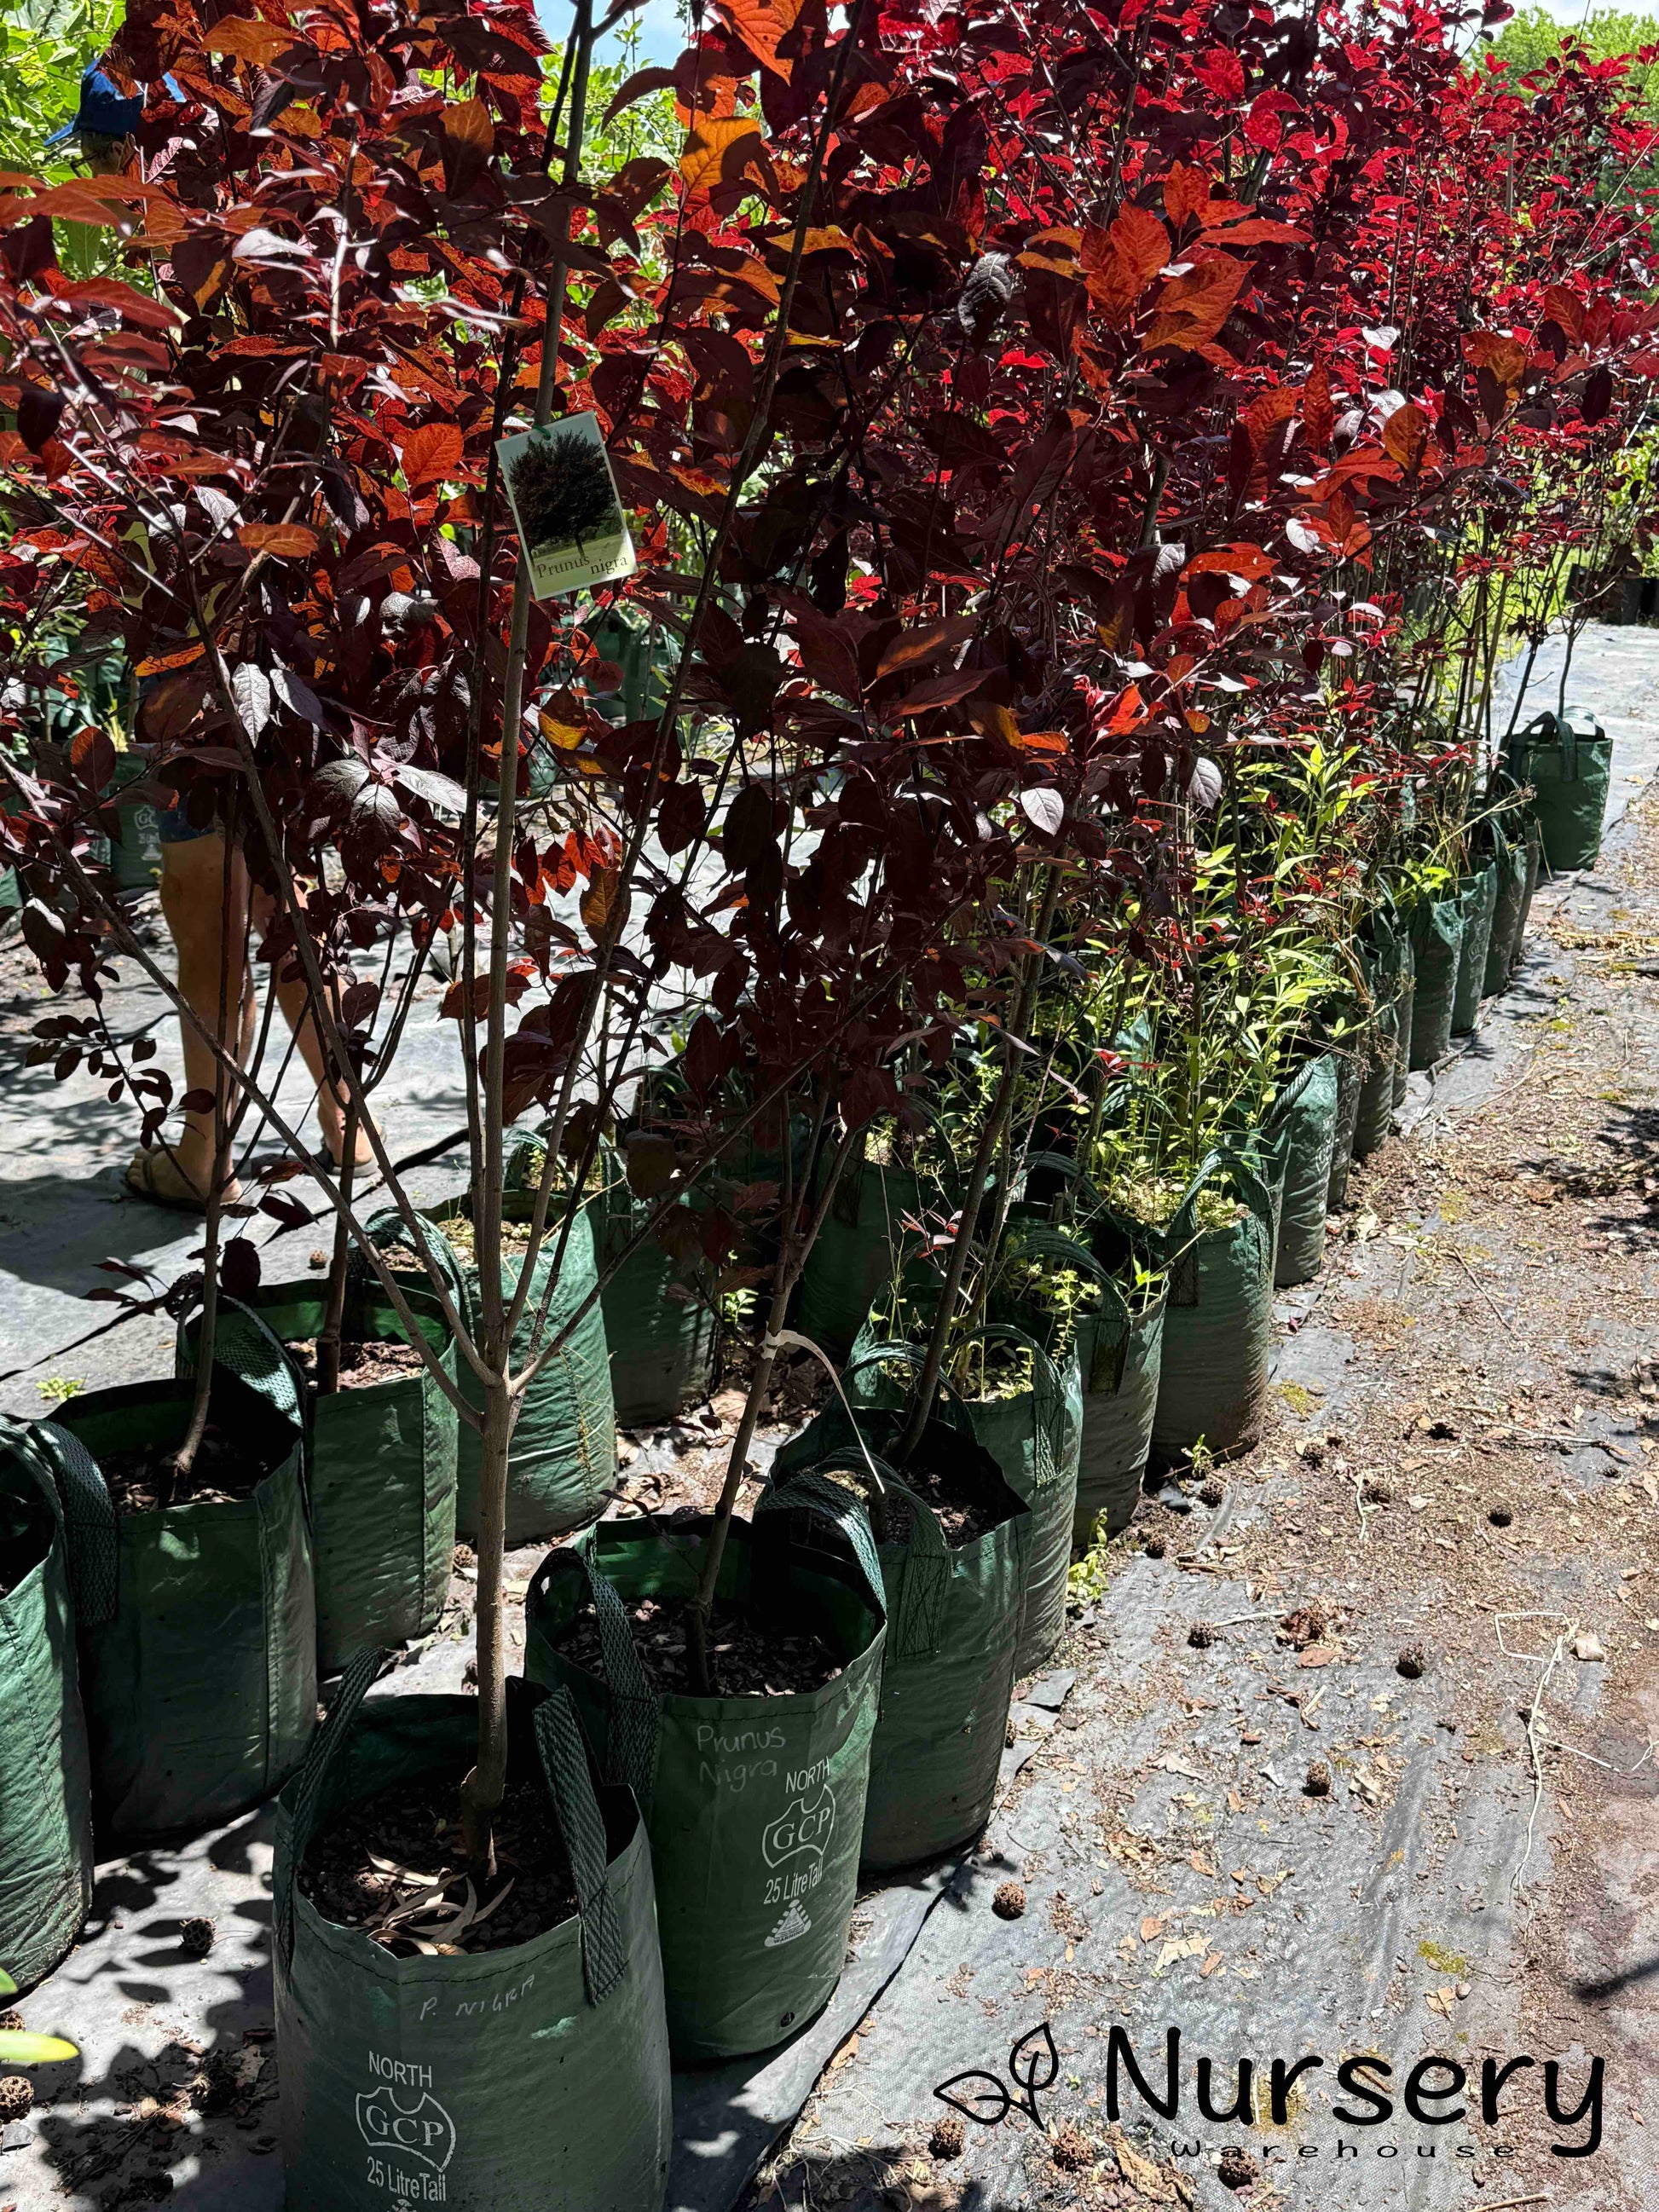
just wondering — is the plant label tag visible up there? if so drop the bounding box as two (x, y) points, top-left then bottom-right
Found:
(496, 410), (636, 598)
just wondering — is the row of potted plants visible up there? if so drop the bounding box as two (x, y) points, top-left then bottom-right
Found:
(0, 0), (1646, 2192)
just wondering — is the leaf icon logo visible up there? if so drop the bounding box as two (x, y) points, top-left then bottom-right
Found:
(933, 2020), (1059, 2131)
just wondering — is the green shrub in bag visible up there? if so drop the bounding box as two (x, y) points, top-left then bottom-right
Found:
(986, 1201), (1164, 1548)
(375, 1161), (615, 1545)
(592, 1169), (719, 1428)
(771, 1396), (1027, 1872)
(845, 1324), (1075, 1678)
(195, 1279), (458, 1677)
(524, 1475), (886, 2061)
(1483, 823), (1530, 997)
(1452, 863), (1498, 1034)
(1268, 1056), (1337, 1287)
(35, 1300), (315, 1844)
(1150, 1155), (1275, 1462)
(0, 1423), (95, 1990)
(275, 1663), (672, 2212)
(1511, 711), (1612, 873)
(1408, 897), (1462, 1070)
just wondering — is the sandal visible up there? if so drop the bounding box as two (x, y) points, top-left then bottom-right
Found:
(124, 1151), (241, 1212)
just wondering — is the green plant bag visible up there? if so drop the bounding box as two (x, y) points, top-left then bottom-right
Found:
(1391, 931), (1416, 1106)
(794, 1156), (924, 1362)
(0, 1422), (94, 1990)
(376, 1178), (615, 1547)
(201, 1279), (458, 1677)
(1326, 1042), (1363, 1210)
(845, 1323), (1076, 1678)
(1408, 897), (1463, 1071)
(524, 1474), (887, 2061)
(275, 1662), (672, 2212)
(1150, 1155), (1275, 1462)
(1071, 1277), (1165, 1541)
(1452, 863), (1498, 1034)
(592, 1173), (719, 1428)
(988, 1199), (1164, 1548)
(771, 1397), (1026, 1872)
(1269, 1056), (1338, 1288)
(1483, 825), (1529, 996)
(1351, 1000), (1396, 1163)
(37, 1301), (315, 1844)
(1512, 711), (1612, 873)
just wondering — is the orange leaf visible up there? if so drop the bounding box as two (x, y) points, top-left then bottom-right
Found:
(135, 644), (205, 677)
(1301, 362), (1334, 456)
(679, 116), (764, 195)
(400, 422), (462, 489)
(1164, 163), (1217, 230)
(236, 522), (320, 557)
(1465, 330), (1526, 395)
(1241, 385), (1296, 453)
(711, 0), (805, 78)
(203, 14), (296, 62)
(1083, 206), (1169, 326)
(440, 99), (494, 196)
(1381, 402), (1430, 475)
(874, 615), (976, 684)
(1144, 255), (1247, 353)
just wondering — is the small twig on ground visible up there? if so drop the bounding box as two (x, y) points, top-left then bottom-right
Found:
(1496, 1610), (1579, 1892)
(1535, 1734), (1654, 1776)
(1447, 1245), (1515, 1333)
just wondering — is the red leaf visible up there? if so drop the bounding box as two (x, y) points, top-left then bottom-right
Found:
(1192, 48), (1246, 101)
(1144, 256), (1248, 353)
(401, 422), (463, 489)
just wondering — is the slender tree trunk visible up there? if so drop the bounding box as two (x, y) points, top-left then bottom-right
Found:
(316, 1096), (359, 1396)
(460, 1373), (512, 1873)
(171, 823), (241, 1498)
(897, 867), (1063, 1462)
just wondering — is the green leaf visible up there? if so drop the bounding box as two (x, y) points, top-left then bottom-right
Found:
(0, 1967), (13, 1995)
(0, 2030), (78, 2064)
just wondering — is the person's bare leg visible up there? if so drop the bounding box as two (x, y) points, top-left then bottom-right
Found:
(250, 887), (373, 1169)
(132, 835), (250, 1202)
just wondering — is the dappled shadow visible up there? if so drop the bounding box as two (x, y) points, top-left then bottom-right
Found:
(0, 1171), (201, 1300)
(20, 1809), (282, 2212)
(1573, 1950), (1659, 2004)
(1520, 1101), (1659, 1252)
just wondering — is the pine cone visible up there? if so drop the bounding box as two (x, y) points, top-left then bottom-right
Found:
(0, 2077), (32, 2121)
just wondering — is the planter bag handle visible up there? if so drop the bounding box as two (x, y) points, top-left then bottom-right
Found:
(367, 1204), (471, 1311)
(770, 1453), (944, 1661)
(529, 1535), (662, 1816)
(533, 1687), (627, 2005)
(1262, 1055), (1319, 1139)
(997, 1215), (1133, 1395)
(175, 1293), (308, 1439)
(1018, 1150), (1108, 1227)
(275, 1643), (388, 1974)
(1163, 1152), (1273, 1308)
(6, 1414), (118, 1628)
(961, 1322), (1066, 1490)
(752, 1464), (888, 1626)
(844, 1339), (977, 1436)
(1508, 709), (1560, 783)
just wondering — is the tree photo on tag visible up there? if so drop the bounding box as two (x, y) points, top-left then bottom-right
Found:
(498, 411), (637, 599)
